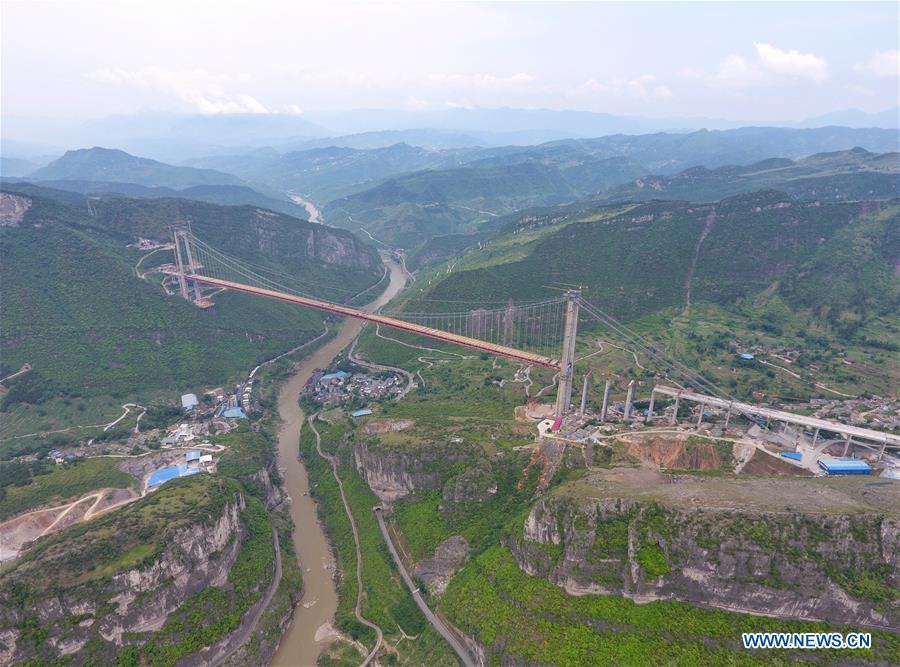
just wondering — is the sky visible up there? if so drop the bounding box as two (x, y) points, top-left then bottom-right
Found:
(2, 0), (899, 126)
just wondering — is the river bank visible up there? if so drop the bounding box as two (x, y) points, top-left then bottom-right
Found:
(287, 192), (323, 224)
(271, 257), (406, 666)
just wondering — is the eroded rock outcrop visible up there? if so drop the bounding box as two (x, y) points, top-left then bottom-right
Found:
(0, 494), (247, 664)
(413, 535), (470, 595)
(510, 496), (899, 630)
(353, 440), (473, 503)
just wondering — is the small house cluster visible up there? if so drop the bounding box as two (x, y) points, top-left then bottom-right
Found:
(304, 369), (402, 407)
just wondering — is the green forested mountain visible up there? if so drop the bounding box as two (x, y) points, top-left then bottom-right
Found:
(317, 136), (898, 252)
(0, 188), (382, 436)
(183, 126), (899, 206)
(325, 162), (578, 247)
(598, 148), (900, 204)
(0, 157), (42, 178)
(1, 179), (310, 219)
(29, 147), (242, 188)
(412, 191), (900, 326)
(537, 126), (900, 173)
(184, 143), (479, 202)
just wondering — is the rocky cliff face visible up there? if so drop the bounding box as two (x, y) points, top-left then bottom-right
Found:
(353, 439), (482, 503)
(413, 535), (470, 595)
(304, 224), (381, 272)
(510, 496), (899, 630)
(0, 495), (247, 664)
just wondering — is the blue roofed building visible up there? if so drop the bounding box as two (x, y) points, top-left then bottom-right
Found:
(223, 407), (248, 419)
(321, 370), (349, 382)
(186, 451), (201, 463)
(351, 408), (373, 417)
(817, 458), (872, 475)
(148, 464), (202, 488)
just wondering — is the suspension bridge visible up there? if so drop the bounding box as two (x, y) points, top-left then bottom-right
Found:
(163, 230), (900, 456)
(168, 229), (583, 415)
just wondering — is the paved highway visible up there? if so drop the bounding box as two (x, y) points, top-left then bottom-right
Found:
(373, 507), (477, 667)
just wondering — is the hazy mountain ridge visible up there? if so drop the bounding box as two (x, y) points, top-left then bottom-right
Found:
(324, 162), (577, 247)
(29, 147), (243, 189)
(10, 107), (896, 160)
(1, 178), (310, 219)
(597, 148), (900, 204)
(183, 142), (482, 201)
(319, 138), (899, 251)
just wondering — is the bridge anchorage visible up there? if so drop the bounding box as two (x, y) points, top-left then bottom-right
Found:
(170, 230), (581, 416)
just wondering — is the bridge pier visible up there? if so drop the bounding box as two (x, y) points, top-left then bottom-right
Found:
(623, 380), (635, 422)
(579, 370), (592, 417)
(671, 393), (681, 426)
(842, 435), (851, 457)
(696, 403), (705, 428)
(645, 390), (656, 424)
(600, 380), (611, 421)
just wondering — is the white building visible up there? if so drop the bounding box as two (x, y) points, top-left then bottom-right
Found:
(181, 393), (199, 411)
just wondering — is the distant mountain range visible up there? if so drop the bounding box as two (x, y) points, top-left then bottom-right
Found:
(1, 179), (310, 219)
(21, 132), (898, 253)
(28, 147), (241, 188)
(597, 148), (900, 205)
(11, 148), (309, 217)
(0, 157), (44, 178)
(323, 143), (899, 249)
(4, 106), (897, 162)
(187, 126), (900, 207)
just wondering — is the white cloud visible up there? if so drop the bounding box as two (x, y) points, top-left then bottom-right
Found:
(853, 50), (900, 78)
(713, 55), (765, 87)
(754, 43), (828, 81)
(91, 67), (270, 114)
(681, 44), (828, 88)
(578, 75), (672, 100)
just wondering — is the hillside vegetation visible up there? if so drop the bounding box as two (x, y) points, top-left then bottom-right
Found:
(414, 192), (898, 321)
(0, 188), (381, 455)
(185, 126), (899, 206)
(599, 148), (899, 204)
(325, 162), (577, 247)
(321, 142), (898, 252)
(2, 179), (310, 219)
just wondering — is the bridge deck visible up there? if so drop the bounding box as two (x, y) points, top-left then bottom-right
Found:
(654, 385), (900, 446)
(187, 275), (561, 369)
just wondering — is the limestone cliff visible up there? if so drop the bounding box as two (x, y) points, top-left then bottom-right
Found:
(353, 440), (471, 503)
(0, 489), (248, 664)
(510, 496), (899, 630)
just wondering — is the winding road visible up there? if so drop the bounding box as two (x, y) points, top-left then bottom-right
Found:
(308, 415), (384, 666)
(373, 507), (477, 667)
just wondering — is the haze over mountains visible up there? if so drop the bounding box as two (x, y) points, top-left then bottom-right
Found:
(9, 124), (898, 253)
(4, 106), (898, 162)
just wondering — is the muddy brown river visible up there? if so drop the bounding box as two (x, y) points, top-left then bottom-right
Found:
(271, 258), (405, 667)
